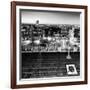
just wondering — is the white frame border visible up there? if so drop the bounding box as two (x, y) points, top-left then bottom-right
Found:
(16, 6), (85, 85)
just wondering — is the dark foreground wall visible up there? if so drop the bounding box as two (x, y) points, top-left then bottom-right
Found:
(21, 52), (80, 78)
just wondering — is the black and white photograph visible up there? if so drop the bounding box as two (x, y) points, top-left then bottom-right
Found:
(20, 10), (80, 79)
(11, 1), (87, 88)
